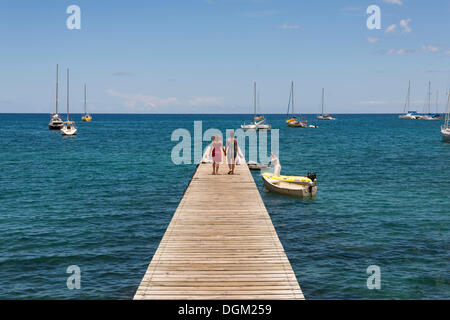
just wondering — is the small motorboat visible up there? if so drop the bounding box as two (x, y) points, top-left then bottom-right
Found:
(247, 161), (269, 170)
(49, 114), (64, 130)
(261, 153), (317, 197)
(262, 172), (317, 197)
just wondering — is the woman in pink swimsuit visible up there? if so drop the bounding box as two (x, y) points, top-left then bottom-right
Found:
(210, 135), (223, 175)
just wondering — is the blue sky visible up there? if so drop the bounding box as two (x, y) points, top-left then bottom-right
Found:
(0, 0), (449, 114)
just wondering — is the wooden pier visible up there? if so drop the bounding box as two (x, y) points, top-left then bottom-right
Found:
(134, 162), (304, 300)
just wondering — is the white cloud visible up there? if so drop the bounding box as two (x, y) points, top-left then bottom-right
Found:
(399, 18), (412, 33)
(386, 48), (409, 55)
(382, 0), (403, 5)
(107, 89), (178, 109)
(421, 45), (439, 53)
(188, 96), (224, 107)
(385, 24), (397, 33)
(279, 23), (300, 30)
(367, 37), (380, 44)
(382, 45), (440, 55)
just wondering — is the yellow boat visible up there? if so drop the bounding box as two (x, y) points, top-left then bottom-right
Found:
(262, 173), (316, 185)
(286, 82), (307, 127)
(261, 173), (317, 197)
(81, 84), (92, 122)
(81, 114), (92, 121)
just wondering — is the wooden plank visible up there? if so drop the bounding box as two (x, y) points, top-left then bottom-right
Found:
(134, 161), (304, 300)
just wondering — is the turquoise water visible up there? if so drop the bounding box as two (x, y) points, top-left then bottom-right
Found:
(0, 113), (448, 299)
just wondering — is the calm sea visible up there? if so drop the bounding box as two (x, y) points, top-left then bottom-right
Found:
(0, 113), (448, 299)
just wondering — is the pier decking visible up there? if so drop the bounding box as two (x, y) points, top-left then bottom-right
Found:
(134, 162), (304, 300)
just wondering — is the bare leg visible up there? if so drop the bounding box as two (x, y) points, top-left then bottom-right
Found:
(212, 162), (215, 175)
(231, 163), (235, 174)
(215, 163), (220, 175)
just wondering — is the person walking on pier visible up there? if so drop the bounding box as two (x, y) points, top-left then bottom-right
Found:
(225, 131), (239, 175)
(210, 135), (223, 175)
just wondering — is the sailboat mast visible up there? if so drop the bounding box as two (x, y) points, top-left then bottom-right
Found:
(56, 64), (59, 114)
(435, 91), (439, 114)
(67, 69), (69, 121)
(257, 90), (260, 115)
(321, 88), (325, 116)
(445, 91), (450, 129)
(253, 81), (256, 118)
(84, 84), (87, 115)
(428, 81), (431, 114)
(291, 81), (294, 114)
(405, 80), (411, 112)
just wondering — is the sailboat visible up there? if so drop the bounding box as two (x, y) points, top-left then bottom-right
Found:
(254, 91), (265, 122)
(241, 82), (271, 130)
(81, 84), (92, 121)
(441, 91), (450, 142)
(422, 82), (436, 120)
(399, 81), (420, 119)
(317, 88), (336, 120)
(61, 69), (77, 136)
(48, 64), (64, 130)
(423, 86), (442, 120)
(286, 81), (307, 127)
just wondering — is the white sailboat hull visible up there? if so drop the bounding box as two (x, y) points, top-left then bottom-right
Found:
(241, 120), (271, 130)
(317, 115), (336, 120)
(61, 126), (77, 136)
(399, 113), (421, 119)
(441, 127), (450, 142)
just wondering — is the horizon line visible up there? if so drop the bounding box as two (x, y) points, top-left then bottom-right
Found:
(0, 112), (418, 115)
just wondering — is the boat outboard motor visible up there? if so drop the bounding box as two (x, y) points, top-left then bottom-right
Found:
(307, 172), (316, 183)
(307, 172), (316, 194)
